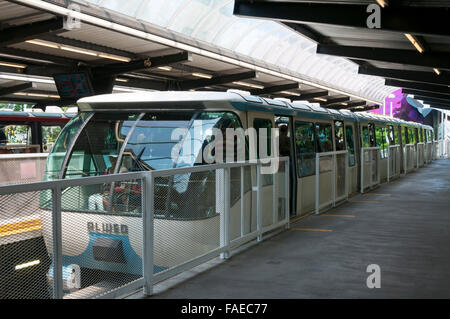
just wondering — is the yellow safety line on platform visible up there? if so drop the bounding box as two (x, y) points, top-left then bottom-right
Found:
(320, 214), (355, 218)
(291, 228), (333, 232)
(290, 212), (313, 224)
(0, 219), (41, 237)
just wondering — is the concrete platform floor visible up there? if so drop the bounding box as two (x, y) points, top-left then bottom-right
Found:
(145, 159), (450, 299)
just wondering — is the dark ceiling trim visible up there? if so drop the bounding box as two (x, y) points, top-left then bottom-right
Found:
(359, 66), (450, 87)
(386, 79), (450, 95)
(413, 95), (450, 106)
(0, 46), (79, 66)
(233, 1), (450, 37)
(180, 71), (257, 90)
(403, 89), (450, 101)
(250, 82), (300, 95)
(298, 90), (329, 99)
(0, 17), (65, 46)
(321, 96), (350, 106)
(317, 44), (450, 71)
(93, 51), (191, 76)
(0, 82), (35, 96)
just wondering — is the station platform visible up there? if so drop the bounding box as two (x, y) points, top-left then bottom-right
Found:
(139, 159), (450, 299)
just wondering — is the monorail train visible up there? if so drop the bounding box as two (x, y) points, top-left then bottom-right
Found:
(38, 91), (434, 291)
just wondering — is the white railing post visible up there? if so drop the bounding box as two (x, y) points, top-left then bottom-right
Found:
(142, 172), (154, 296)
(387, 146), (390, 183)
(51, 186), (63, 299)
(404, 146), (407, 175)
(240, 166), (245, 237)
(332, 153), (336, 207)
(360, 149), (364, 194)
(220, 167), (231, 258)
(256, 164), (262, 242)
(315, 153), (320, 214)
(284, 159), (290, 230)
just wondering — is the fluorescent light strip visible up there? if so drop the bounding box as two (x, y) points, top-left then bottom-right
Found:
(14, 92), (60, 98)
(192, 72), (212, 79)
(15, 260), (40, 270)
(404, 34), (424, 53)
(16, 0), (384, 105)
(158, 66), (172, 71)
(314, 97), (327, 102)
(0, 73), (54, 84)
(233, 81), (264, 89)
(433, 68), (441, 75)
(25, 39), (131, 62)
(281, 91), (300, 96)
(115, 77), (129, 82)
(0, 61), (27, 69)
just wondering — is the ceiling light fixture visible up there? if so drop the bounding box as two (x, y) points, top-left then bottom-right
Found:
(433, 68), (441, 75)
(232, 81), (264, 90)
(0, 61), (27, 69)
(115, 77), (129, 82)
(313, 97), (328, 102)
(25, 39), (131, 62)
(404, 34), (424, 53)
(192, 72), (212, 79)
(280, 91), (300, 96)
(13, 92), (60, 98)
(158, 66), (172, 71)
(0, 73), (54, 84)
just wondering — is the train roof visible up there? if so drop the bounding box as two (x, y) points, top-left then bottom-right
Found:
(77, 91), (433, 130)
(0, 110), (76, 122)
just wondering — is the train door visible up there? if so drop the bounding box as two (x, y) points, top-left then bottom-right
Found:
(275, 115), (296, 217)
(247, 111), (277, 230)
(344, 122), (358, 194)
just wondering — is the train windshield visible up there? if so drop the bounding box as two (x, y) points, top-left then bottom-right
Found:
(43, 110), (246, 218)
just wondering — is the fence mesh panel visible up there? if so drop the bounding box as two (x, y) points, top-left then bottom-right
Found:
(153, 170), (219, 272)
(58, 179), (143, 299)
(0, 155), (48, 186)
(0, 190), (53, 299)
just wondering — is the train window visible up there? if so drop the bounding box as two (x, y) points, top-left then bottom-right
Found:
(420, 128), (424, 143)
(275, 116), (291, 157)
(345, 125), (355, 167)
(334, 121), (345, 151)
(0, 124), (31, 145)
(42, 125), (62, 152)
(253, 118), (272, 158)
(63, 113), (140, 179)
(44, 114), (89, 181)
(394, 126), (399, 145)
(295, 121), (315, 177)
(316, 123), (333, 152)
(375, 126), (387, 159)
(408, 128), (416, 144)
(403, 127), (408, 145)
(388, 126), (395, 145)
(368, 123), (376, 147)
(362, 126), (370, 148)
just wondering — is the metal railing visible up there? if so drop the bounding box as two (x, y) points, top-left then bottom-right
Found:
(314, 150), (349, 214)
(437, 138), (450, 159)
(360, 147), (380, 193)
(0, 157), (289, 299)
(424, 141), (434, 164)
(387, 145), (401, 183)
(417, 142), (425, 168)
(403, 144), (417, 174)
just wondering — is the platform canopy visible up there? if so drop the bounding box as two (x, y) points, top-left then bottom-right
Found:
(0, 0), (398, 111)
(84, 0), (395, 104)
(233, 0), (450, 110)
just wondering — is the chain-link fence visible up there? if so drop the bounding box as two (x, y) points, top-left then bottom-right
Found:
(360, 147), (380, 193)
(387, 145), (401, 182)
(314, 150), (348, 214)
(0, 158), (290, 299)
(404, 144), (417, 173)
(0, 154), (48, 186)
